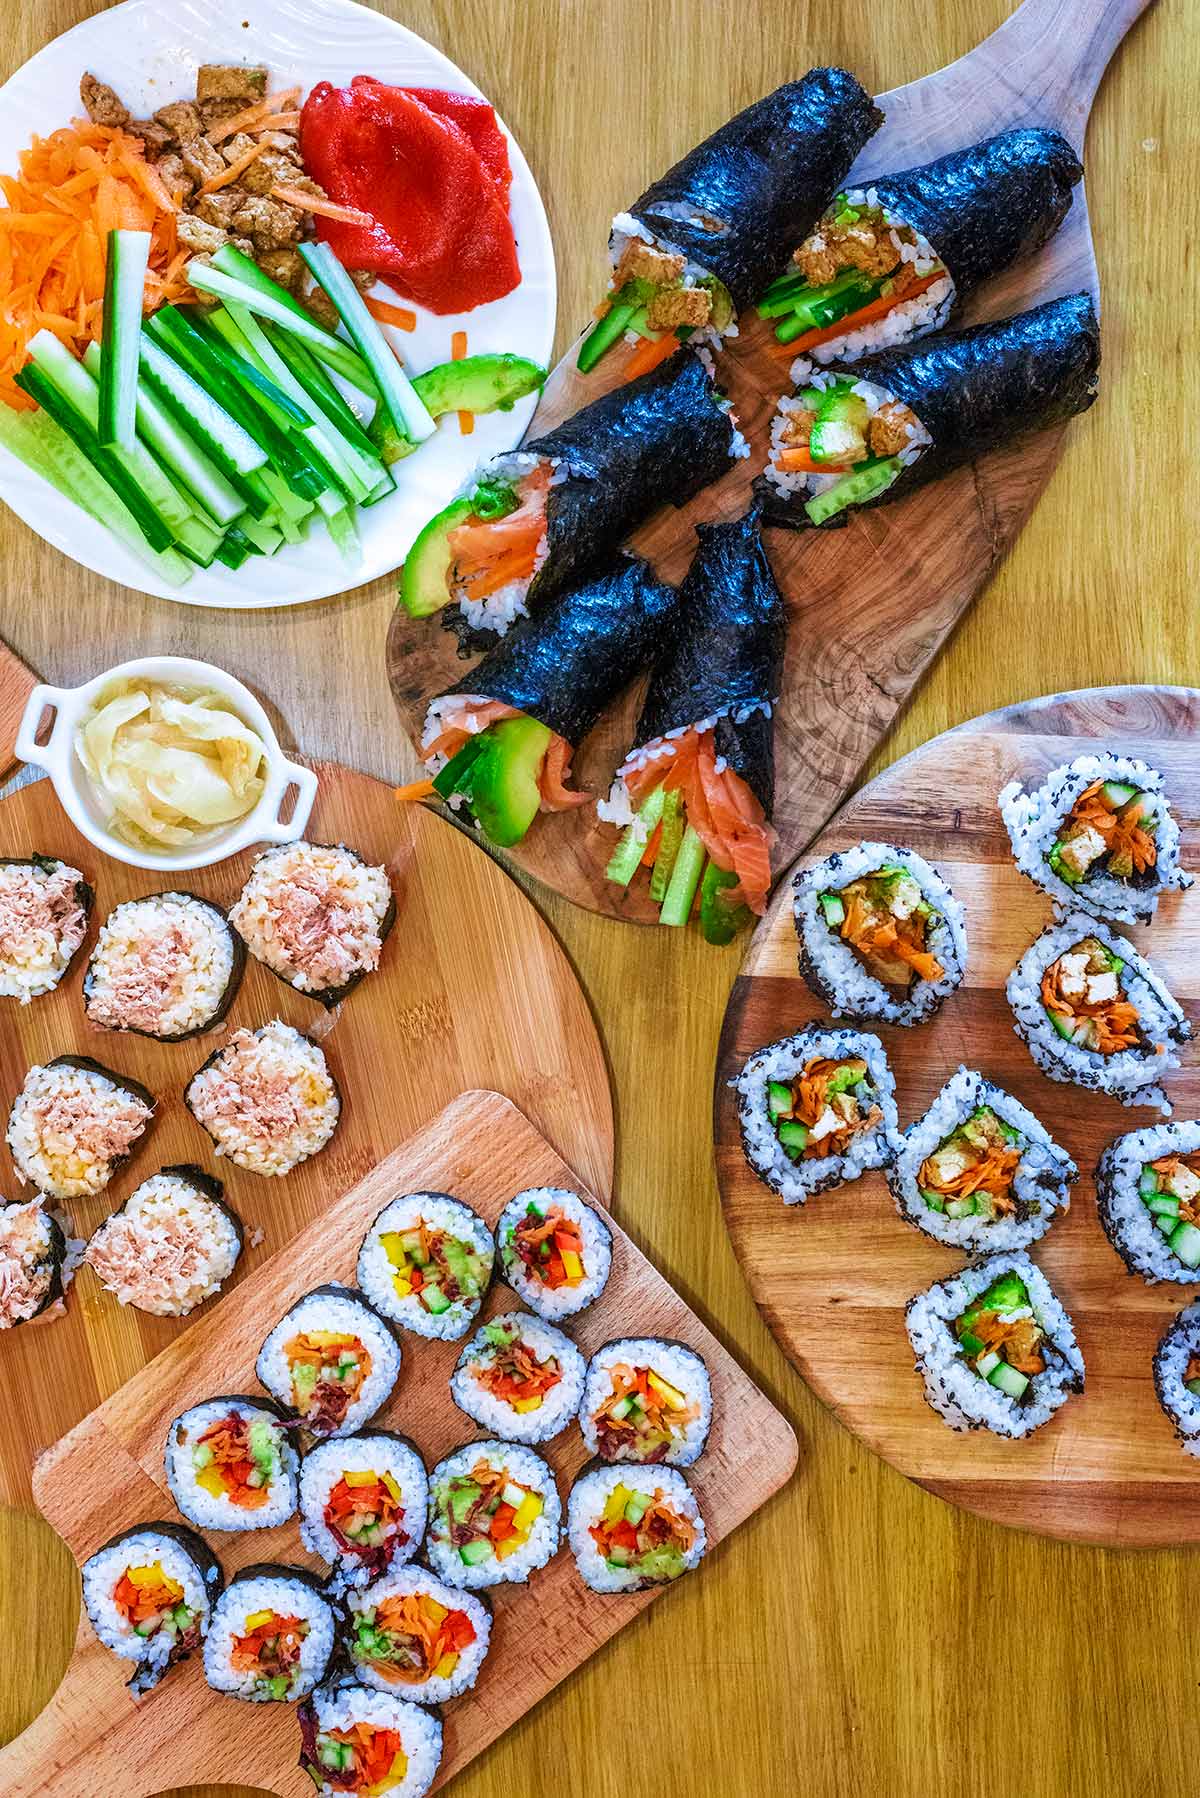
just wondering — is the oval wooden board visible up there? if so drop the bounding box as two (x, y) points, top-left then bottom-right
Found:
(387, 0), (1151, 923)
(0, 1089), (797, 1797)
(0, 762), (613, 1510)
(714, 685), (1200, 1547)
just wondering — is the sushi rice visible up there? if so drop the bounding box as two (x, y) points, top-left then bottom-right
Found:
(1097, 1120), (1200, 1283)
(185, 1020), (340, 1177)
(496, 1185), (612, 1321)
(299, 1681), (443, 1798)
(0, 855), (91, 1003)
(580, 1337), (711, 1467)
(426, 1438), (561, 1589)
(166, 1395), (298, 1532)
(451, 1310), (587, 1445)
(6, 1056), (154, 1200)
(82, 1521), (223, 1695)
(1152, 1300), (1200, 1457)
(344, 1565), (491, 1704)
(357, 1192), (494, 1341)
(203, 1565), (334, 1702)
(84, 1166), (241, 1316)
(568, 1462), (706, 1594)
(300, 1432), (428, 1588)
(229, 841), (395, 1006)
(83, 892), (242, 1040)
(256, 1285), (401, 1438)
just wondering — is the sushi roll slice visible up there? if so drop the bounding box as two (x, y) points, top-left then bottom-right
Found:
(580, 1338), (711, 1467)
(0, 1199), (70, 1330)
(568, 1463), (706, 1593)
(184, 1020), (340, 1177)
(85, 1165), (242, 1316)
(888, 1067), (1076, 1252)
(229, 842), (395, 1008)
(1006, 914), (1189, 1112)
(906, 1254), (1084, 1437)
(82, 1520), (223, 1696)
(732, 1025), (899, 1205)
(83, 892), (244, 1040)
(1096, 1120), (1200, 1282)
(793, 843), (967, 1026)
(6, 1055), (154, 1200)
(299, 1432), (428, 1588)
(344, 1566), (491, 1703)
(203, 1564), (335, 1703)
(0, 855), (91, 1003)
(166, 1396), (298, 1531)
(451, 1311), (587, 1445)
(496, 1186), (612, 1320)
(1152, 1301), (1200, 1456)
(298, 1681), (443, 1798)
(426, 1439), (561, 1589)
(257, 1285), (401, 1438)
(357, 1193), (494, 1340)
(1000, 753), (1191, 925)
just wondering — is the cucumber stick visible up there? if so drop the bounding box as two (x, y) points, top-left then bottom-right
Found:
(138, 331), (268, 480)
(298, 240), (435, 444)
(188, 252), (375, 391)
(97, 228), (149, 449)
(659, 827), (707, 927)
(606, 786), (666, 888)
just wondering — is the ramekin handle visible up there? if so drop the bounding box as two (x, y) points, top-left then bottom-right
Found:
(261, 759), (318, 842)
(13, 684), (71, 769)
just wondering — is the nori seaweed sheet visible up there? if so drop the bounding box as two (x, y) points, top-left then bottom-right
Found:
(440, 554), (679, 746)
(632, 509), (786, 815)
(628, 69), (883, 313)
(756, 291), (1100, 529)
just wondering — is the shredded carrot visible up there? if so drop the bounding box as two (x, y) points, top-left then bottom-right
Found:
(206, 88), (302, 146)
(270, 185), (374, 227)
(395, 777), (436, 802)
(624, 330), (680, 381)
(451, 331), (468, 360)
(250, 111), (302, 134)
(198, 141), (268, 195)
(365, 295), (416, 331)
(775, 270), (943, 357)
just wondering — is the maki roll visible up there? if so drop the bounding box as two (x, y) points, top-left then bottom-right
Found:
(568, 1464), (706, 1593)
(256, 1285), (402, 1438)
(166, 1396), (298, 1530)
(299, 1432), (428, 1587)
(0, 1200), (71, 1329)
(399, 348), (745, 640)
(83, 892), (244, 1040)
(82, 1521), (223, 1696)
(298, 1682), (443, 1798)
(426, 1439), (561, 1589)
(496, 1185), (612, 1320)
(1006, 914), (1189, 1111)
(757, 292), (1099, 530)
(85, 1165), (242, 1316)
(602, 510), (785, 937)
(1153, 1302), (1200, 1456)
(203, 1564), (335, 1703)
(357, 1192), (494, 1340)
(793, 843), (967, 1025)
(888, 1067), (1076, 1252)
(450, 1311), (587, 1445)
(6, 1056), (154, 1200)
(414, 554), (679, 848)
(229, 842), (395, 1007)
(1096, 1121), (1200, 1281)
(906, 1254), (1084, 1437)
(0, 855), (91, 1003)
(344, 1566), (491, 1703)
(1000, 753), (1191, 925)
(761, 128), (1081, 361)
(733, 1025), (898, 1205)
(578, 68), (882, 374)
(580, 1338), (711, 1467)
(185, 1020), (340, 1176)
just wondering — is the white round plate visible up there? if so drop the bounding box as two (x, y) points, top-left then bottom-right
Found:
(0, 0), (556, 608)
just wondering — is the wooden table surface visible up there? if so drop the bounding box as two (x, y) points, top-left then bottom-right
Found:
(0, 2), (1195, 1795)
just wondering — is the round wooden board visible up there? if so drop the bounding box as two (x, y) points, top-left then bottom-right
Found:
(0, 763), (613, 1508)
(714, 685), (1200, 1547)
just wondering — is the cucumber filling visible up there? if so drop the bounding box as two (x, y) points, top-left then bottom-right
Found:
(1138, 1152), (1200, 1264)
(1048, 778), (1160, 888)
(768, 1054), (881, 1162)
(953, 1272), (1047, 1401)
(759, 192), (949, 347)
(1040, 936), (1140, 1056)
(578, 224), (735, 372)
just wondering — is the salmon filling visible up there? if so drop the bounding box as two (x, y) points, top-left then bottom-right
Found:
(954, 1270), (1047, 1402)
(352, 1590), (477, 1687)
(819, 865), (943, 989)
(284, 1330), (372, 1433)
(592, 1363), (700, 1463)
(509, 1200), (586, 1291)
(589, 1482), (697, 1579)
(1040, 936), (1139, 1054)
(767, 1055), (882, 1162)
(445, 463), (550, 608)
(473, 1318), (562, 1411)
(918, 1107), (1022, 1221)
(1049, 778), (1160, 889)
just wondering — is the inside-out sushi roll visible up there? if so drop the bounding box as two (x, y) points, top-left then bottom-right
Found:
(82, 1521), (223, 1695)
(733, 1025), (898, 1205)
(6, 1055), (154, 1200)
(203, 1564), (334, 1703)
(451, 1311), (587, 1445)
(793, 843), (967, 1026)
(1152, 1301), (1200, 1457)
(298, 1681), (443, 1798)
(888, 1067), (1076, 1251)
(906, 1254), (1084, 1437)
(257, 1285), (401, 1438)
(166, 1396), (298, 1531)
(580, 1338), (711, 1467)
(83, 892), (244, 1040)
(357, 1193), (494, 1340)
(0, 855), (91, 1003)
(496, 1186), (612, 1321)
(0, 1199), (71, 1330)
(1097, 1120), (1200, 1281)
(300, 1432), (428, 1587)
(345, 1566), (491, 1704)
(229, 842), (395, 1008)
(185, 1020), (340, 1177)
(85, 1165), (242, 1316)
(1006, 913), (1189, 1112)
(568, 1463), (706, 1593)
(1000, 753), (1191, 925)
(426, 1439), (561, 1589)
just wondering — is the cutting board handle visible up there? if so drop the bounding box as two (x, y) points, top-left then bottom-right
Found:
(0, 638), (38, 785)
(973, 0), (1154, 136)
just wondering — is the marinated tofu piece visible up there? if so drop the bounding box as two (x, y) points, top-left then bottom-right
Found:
(176, 213), (231, 256)
(646, 285), (712, 330)
(615, 239), (686, 288)
(154, 99), (204, 141)
(196, 64), (268, 103)
(241, 150), (305, 197)
(193, 189), (246, 230)
(199, 95), (248, 132)
(299, 281), (340, 330)
(80, 72), (131, 128)
(257, 247), (305, 293)
(221, 132), (260, 166)
(156, 153), (195, 203)
(231, 196), (302, 253)
(179, 137), (226, 186)
(128, 118), (174, 156)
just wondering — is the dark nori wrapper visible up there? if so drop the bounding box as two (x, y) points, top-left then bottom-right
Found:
(0, 1198), (67, 1324)
(756, 291), (1100, 529)
(629, 69), (883, 313)
(233, 845), (395, 1011)
(83, 892), (246, 1042)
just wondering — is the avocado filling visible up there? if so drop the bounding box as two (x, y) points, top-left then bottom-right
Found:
(113, 1561), (197, 1651)
(1048, 779), (1160, 889)
(589, 1481), (698, 1580)
(592, 1361), (700, 1462)
(399, 461), (551, 632)
(578, 222), (735, 374)
(819, 865), (943, 990)
(380, 1221), (488, 1318)
(504, 1195), (586, 1291)
(285, 1330), (372, 1433)
(231, 1608), (308, 1700)
(438, 1457), (545, 1566)
(351, 1589), (477, 1687)
(302, 1719), (408, 1794)
(421, 700), (585, 848)
(918, 1107), (1023, 1220)
(766, 376), (930, 526)
(953, 1272), (1047, 1402)
(1138, 1153), (1200, 1269)
(323, 1467), (409, 1563)
(191, 1411), (280, 1510)
(767, 1055), (882, 1162)
(1040, 937), (1139, 1054)
(474, 1317), (563, 1413)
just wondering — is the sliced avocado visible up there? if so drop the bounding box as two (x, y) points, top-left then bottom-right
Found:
(809, 416), (867, 464)
(815, 389), (869, 430)
(466, 715), (553, 847)
(827, 1059), (868, 1096)
(399, 497), (474, 617)
(818, 891), (846, 928)
(412, 353), (545, 419)
(638, 1546), (686, 1582)
(247, 1418), (277, 1478)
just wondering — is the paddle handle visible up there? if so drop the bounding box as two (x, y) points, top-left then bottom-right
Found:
(0, 637), (38, 784)
(983, 0), (1155, 136)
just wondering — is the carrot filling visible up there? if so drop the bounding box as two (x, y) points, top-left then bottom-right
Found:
(1138, 1152), (1200, 1270)
(324, 1468), (408, 1560)
(589, 1482), (697, 1579)
(351, 1590), (477, 1687)
(591, 1362), (700, 1463)
(419, 692), (586, 845)
(1186, 1354), (1200, 1398)
(445, 462), (550, 606)
(767, 1055), (882, 1163)
(507, 1198), (586, 1291)
(285, 1331), (372, 1432)
(437, 1458), (545, 1565)
(191, 1411), (278, 1509)
(230, 1610), (308, 1697)
(818, 865), (943, 989)
(954, 1270), (1047, 1402)
(473, 1316), (562, 1411)
(1049, 778), (1160, 889)
(304, 1720), (408, 1794)
(378, 1219), (488, 1317)
(918, 1107), (1022, 1221)
(1040, 936), (1140, 1054)
(112, 1562), (195, 1648)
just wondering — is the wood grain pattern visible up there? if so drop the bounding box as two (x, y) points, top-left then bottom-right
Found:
(0, 1090), (796, 1798)
(0, 638), (37, 782)
(715, 686), (1200, 1544)
(387, 0), (1149, 922)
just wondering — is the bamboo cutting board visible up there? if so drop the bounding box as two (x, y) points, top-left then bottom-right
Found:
(387, 0), (1152, 922)
(713, 686), (1200, 1545)
(0, 1089), (797, 1797)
